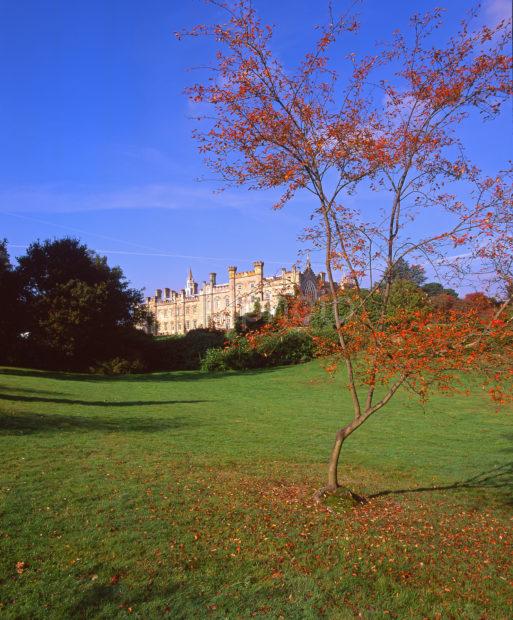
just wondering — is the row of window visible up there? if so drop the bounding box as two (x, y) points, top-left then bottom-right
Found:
(160, 319), (198, 333)
(159, 316), (233, 334)
(159, 292), (274, 318)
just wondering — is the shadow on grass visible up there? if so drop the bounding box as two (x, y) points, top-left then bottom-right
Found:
(68, 583), (118, 617)
(66, 579), (182, 618)
(0, 365), (285, 383)
(368, 461), (513, 504)
(0, 393), (210, 407)
(0, 383), (65, 396)
(0, 411), (198, 435)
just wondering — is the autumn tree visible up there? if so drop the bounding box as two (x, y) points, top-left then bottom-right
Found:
(181, 2), (513, 498)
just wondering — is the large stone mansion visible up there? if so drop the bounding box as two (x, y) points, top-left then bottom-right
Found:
(145, 259), (324, 335)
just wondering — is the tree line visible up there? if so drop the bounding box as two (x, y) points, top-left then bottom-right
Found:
(1, 236), (506, 376)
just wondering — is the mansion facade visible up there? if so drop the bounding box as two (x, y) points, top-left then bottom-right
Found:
(145, 260), (324, 335)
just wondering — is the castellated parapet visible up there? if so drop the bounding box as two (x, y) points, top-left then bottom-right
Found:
(144, 259), (321, 336)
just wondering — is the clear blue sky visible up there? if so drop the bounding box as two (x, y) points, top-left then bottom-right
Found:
(0, 0), (511, 295)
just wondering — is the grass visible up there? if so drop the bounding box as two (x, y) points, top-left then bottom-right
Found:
(0, 361), (511, 619)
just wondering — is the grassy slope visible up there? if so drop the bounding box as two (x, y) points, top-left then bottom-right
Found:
(0, 362), (511, 619)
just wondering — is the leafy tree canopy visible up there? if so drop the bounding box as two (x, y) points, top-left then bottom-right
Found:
(422, 282), (458, 298)
(16, 238), (150, 370)
(390, 258), (426, 286)
(0, 240), (24, 362)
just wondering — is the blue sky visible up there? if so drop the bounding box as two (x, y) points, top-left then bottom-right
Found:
(1, 0), (511, 295)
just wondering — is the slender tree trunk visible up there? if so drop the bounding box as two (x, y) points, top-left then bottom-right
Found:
(327, 431), (345, 490)
(314, 427), (351, 502)
(315, 378), (407, 503)
(315, 426), (368, 505)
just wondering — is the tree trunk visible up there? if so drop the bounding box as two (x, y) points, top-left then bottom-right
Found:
(314, 381), (405, 503)
(315, 420), (370, 504)
(327, 431), (344, 490)
(313, 429), (346, 502)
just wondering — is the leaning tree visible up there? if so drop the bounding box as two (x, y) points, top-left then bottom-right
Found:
(180, 1), (513, 497)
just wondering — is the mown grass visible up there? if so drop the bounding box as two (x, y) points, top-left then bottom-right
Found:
(0, 361), (511, 619)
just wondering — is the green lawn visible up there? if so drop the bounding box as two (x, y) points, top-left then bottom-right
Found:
(0, 362), (511, 619)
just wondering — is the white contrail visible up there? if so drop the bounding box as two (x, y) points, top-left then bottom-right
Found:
(2, 211), (326, 266)
(1, 210), (167, 253)
(5, 244), (325, 268)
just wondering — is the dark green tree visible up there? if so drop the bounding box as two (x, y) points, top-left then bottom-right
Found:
(16, 238), (150, 370)
(0, 240), (23, 363)
(309, 295), (351, 332)
(390, 258), (426, 286)
(273, 295), (289, 320)
(252, 299), (262, 315)
(421, 282), (444, 296)
(422, 282), (459, 298)
(387, 280), (428, 315)
(234, 302), (271, 334)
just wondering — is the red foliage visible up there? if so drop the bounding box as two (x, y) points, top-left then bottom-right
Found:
(181, 1), (513, 488)
(462, 292), (495, 319)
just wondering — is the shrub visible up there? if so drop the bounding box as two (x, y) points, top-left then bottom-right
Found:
(221, 337), (263, 370)
(90, 357), (146, 375)
(387, 280), (428, 316)
(254, 329), (314, 365)
(201, 329), (315, 372)
(234, 309), (272, 334)
(147, 329), (226, 371)
(200, 347), (229, 372)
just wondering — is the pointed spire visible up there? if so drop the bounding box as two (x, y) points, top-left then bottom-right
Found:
(185, 267), (197, 297)
(306, 252), (311, 270)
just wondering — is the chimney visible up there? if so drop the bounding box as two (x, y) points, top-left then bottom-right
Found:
(228, 266), (237, 279)
(210, 272), (217, 286)
(164, 287), (171, 299)
(156, 288), (162, 299)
